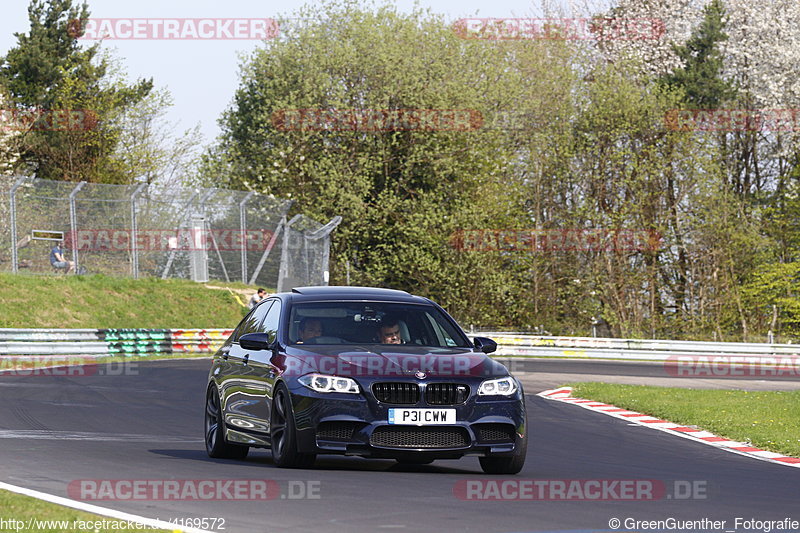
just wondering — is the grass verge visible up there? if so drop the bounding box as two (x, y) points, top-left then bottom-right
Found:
(0, 489), (171, 532)
(0, 273), (253, 328)
(569, 383), (800, 457)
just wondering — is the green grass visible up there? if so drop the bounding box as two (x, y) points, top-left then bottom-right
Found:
(570, 382), (800, 457)
(0, 273), (252, 328)
(0, 489), (172, 532)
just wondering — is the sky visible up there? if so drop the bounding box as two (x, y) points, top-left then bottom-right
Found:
(0, 0), (557, 149)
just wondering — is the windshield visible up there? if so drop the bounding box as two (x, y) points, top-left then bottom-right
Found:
(288, 302), (471, 348)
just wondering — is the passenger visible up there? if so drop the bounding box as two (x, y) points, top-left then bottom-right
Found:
(297, 318), (323, 344)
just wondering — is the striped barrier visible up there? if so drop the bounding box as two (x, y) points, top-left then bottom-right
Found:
(0, 329), (233, 356)
(5, 328), (794, 361)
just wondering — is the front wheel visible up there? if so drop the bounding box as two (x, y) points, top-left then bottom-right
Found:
(205, 385), (249, 460)
(270, 383), (316, 468)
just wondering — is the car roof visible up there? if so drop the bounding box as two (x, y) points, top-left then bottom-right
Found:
(277, 286), (427, 303)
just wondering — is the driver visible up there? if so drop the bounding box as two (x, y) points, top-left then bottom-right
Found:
(297, 318), (323, 344)
(378, 315), (403, 344)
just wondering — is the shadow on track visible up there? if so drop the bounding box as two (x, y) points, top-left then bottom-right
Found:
(149, 448), (482, 474)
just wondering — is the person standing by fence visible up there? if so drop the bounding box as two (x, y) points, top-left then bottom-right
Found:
(248, 288), (266, 309)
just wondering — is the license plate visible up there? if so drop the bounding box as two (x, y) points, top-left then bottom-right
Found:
(388, 408), (456, 425)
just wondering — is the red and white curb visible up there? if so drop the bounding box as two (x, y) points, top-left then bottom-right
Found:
(538, 386), (800, 469)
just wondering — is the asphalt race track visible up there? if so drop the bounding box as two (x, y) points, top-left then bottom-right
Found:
(1, 359), (798, 533)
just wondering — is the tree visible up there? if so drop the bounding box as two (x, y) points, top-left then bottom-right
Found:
(0, 0), (153, 183)
(200, 0), (800, 340)
(594, 0), (703, 78)
(660, 0), (736, 108)
(113, 88), (203, 187)
(202, 0), (577, 325)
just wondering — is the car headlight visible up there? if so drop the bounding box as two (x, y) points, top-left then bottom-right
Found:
(298, 373), (360, 394)
(477, 376), (518, 396)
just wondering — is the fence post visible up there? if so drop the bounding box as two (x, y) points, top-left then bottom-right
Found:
(239, 192), (254, 283)
(277, 215), (301, 293)
(248, 200), (293, 286)
(161, 191), (199, 279)
(68, 181), (86, 273)
(200, 189), (229, 282)
(130, 183), (147, 279)
(319, 216), (341, 285)
(9, 175), (27, 274)
(249, 218), (284, 286)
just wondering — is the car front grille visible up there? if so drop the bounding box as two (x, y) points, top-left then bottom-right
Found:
(316, 421), (359, 441)
(475, 423), (516, 443)
(372, 382), (420, 404)
(370, 426), (469, 449)
(425, 383), (469, 405)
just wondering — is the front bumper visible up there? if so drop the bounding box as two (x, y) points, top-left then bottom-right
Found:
(286, 380), (526, 459)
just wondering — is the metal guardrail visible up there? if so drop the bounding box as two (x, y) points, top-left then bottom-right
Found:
(3, 329), (797, 361)
(484, 333), (800, 361)
(0, 328), (232, 356)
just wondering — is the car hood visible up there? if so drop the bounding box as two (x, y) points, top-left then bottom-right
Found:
(282, 344), (509, 379)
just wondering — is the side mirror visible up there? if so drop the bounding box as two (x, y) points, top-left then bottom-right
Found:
(239, 332), (273, 351)
(473, 336), (498, 354)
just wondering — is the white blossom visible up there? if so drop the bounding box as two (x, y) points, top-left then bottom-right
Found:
(595, 0), (800, 155)
(0, 92), (21, 176)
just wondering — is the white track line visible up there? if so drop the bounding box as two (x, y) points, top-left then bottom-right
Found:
(0, 481), (213, 533)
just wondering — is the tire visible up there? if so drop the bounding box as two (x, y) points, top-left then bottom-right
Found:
(479, 428), (527, 475)
(270, 383), (316, 468)
(205, 385), (249, 460)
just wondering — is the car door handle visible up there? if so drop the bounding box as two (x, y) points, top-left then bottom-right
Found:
(243, 353), (249, 365)
(221, 346), (230, 360)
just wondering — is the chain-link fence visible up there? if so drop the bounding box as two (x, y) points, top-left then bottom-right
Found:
(277, 214), (342, 292)
(1, 175), (340, 289)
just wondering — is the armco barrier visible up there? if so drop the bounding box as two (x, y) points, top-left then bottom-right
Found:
(4, 329), (796, 361)
(484, 333), (800, 361)
(0, 328), (232, 356)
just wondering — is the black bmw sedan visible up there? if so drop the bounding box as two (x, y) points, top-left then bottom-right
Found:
(204, 286), (527, 474)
